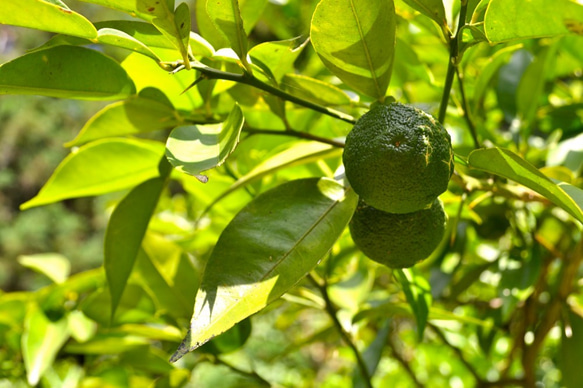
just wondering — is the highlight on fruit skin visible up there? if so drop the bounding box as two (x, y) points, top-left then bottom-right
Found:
(342, 102), (454, 214)
(349, 198), (447, 269)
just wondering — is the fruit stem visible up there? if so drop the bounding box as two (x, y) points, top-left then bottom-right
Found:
(169, 61), (357, 124)
(308, 274), (374, 388)
(438, 0), (469, 124)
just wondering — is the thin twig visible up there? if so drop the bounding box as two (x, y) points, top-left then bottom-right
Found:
(167, 61), (356, 125)
(308, 274), (374, 388)
(455, 67), (481, 148)
(243, 127), (345, 148)
(387, 333), (424, 388)
(438, 0), (469, 123)
(428, 323), (483, 384)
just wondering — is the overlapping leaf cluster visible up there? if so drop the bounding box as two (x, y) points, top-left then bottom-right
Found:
(1, 0), (583, 386)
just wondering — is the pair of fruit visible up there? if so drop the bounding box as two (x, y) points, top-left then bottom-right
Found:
(343, 103), (454, 268)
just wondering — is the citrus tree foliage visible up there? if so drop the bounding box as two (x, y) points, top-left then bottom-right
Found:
(1, 0), (583, 387)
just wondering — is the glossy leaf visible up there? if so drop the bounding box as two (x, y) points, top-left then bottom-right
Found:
(95, 21), (214, 57)
(0, 0), (97, 39)
(468, 147), (583, 224)
(165, 104), (244, 181)
(485, 0), (583, 43)
(207, 0), (252, 70)
(21, 139), (165, 210)
(152, 2), (192, 68)
(105, 160), (171, 318)
(77, 0), (174, 21)
(249, 38), (309, 82)
(22, 304), (70, 386)
(0, 46), (136, 100)
(396, 268), (431, 340)
(170, 177), (358, 361)
(282, 74), (352, 106)
(18, 253), (70, 284)
(97, 28), (161, 62)
(402, 0), (447, 28)
(203, 141), (341, 214)
(66, 90), (181, 146)
(311, 0), (396, 100)
(122, 51), (201, 111)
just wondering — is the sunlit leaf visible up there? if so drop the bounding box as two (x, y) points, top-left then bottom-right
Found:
(311, 0), (396, 100)
(97, 28), (161, 62)
(249, 38), (309, 82)
(352, 320), (390, 388)
(485, 0), (583, 43)
(105, 159), (172, 318)
(122, 51), (201, 111)
(66, 89), (181, 146)
(202, 141), (341, 214)
(152, 1), (192, 68)
(0, 46), (135, 100)
(170, 178), (358, 361)
(77, 0), (174, 21)
(468, 147), (583, 224)
(165, 104), (244, 181)
(21, 138), (165, 210)
(402, 0), (447, 28)
(207, 0), (251, 71)
(22, 304), (70, 386)
(282, 74), (352, 106)
(18, 253), (70, 284)
(0, 0), (97, 39)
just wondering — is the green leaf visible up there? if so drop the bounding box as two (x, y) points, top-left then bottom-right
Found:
(0, 0), (97, 39)
(20, 138), (165, 210)
(311, 0), (396, 100)
(402, 0), (447, 28)
(97, 28), (161, 62)
(122, 51), (201, 111)
(352, 320), (390, 388)
(165, 104), (245, 181)
(468, 147), (583, 224)
(484, 0), (583, 43)
(22, 304), (70, 386)
(396, 268), (432, 340)
(134, 235), (198, 319)
(105, 160), (171, 318)
(95, 21), (214, 57)
(516, 44), (559, 126)
(249, 38), (308, 83)
(17, 253), (70, 284)
(0, 46), (136, 100)
(77, 0), (174, 21)
(202, 141), (342, 214)
(282, 73), (352, 106)
(207, 0), (252, 71)
(66, 90), (181, 147)
(560, 310), (583, 388)
(471, 44), (523, 111)
(170, 177), (358, 361)
(152, 1), (193, 68)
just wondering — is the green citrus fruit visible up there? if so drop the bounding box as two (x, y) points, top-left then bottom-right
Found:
(349, 199), (447, 268)
(343, 102), (454, 214)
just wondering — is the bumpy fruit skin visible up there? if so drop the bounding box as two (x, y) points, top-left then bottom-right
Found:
(349, 199), (447, 268)
(343, 103), (454, 214)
